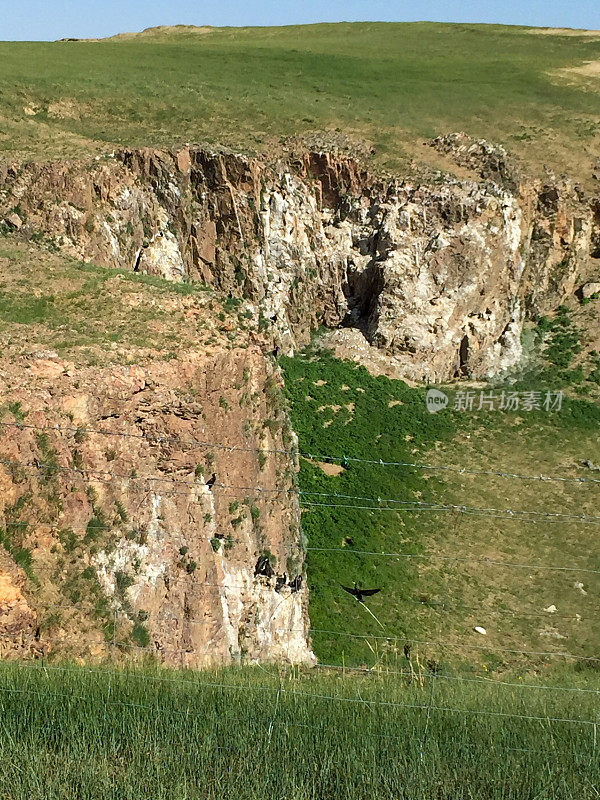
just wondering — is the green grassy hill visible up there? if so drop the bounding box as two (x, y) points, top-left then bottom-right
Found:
(1, 23), (600, 178)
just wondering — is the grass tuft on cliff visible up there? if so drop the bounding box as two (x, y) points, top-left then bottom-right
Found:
(0, 240), (244, 367)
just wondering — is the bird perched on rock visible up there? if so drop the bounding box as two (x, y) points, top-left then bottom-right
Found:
(206, 473), (217, 490)
(289, 575), (302, 593)
(341, 583), (381, 603)
(255, 555), (274, 578)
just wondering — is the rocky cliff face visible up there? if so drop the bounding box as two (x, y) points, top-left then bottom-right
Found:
(0, 343), (313, 666)
(1, 135), (598, 665)
(1, 136), (597, 382)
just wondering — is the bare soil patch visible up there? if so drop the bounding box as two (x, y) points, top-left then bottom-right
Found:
(557, 60), (600, 80)
(304, 457), (345, 476)
(529, 28), (600, 39)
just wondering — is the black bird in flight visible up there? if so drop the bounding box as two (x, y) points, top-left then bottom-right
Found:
(341, 582), (381, 604)
(206, 473), (217, 490)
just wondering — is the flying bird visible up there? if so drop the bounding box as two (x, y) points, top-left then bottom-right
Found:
(206, 473), (217, 490)
(341, 582), (381, 604)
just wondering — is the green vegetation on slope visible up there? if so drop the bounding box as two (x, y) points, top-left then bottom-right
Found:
(528, 305), (585, 386)
(0, 661), (597, 800)
(281, 349), (455, 665)
(282, 340), (600, 671)
(1, 23), (600, 177)
(0, 241), (253, 367)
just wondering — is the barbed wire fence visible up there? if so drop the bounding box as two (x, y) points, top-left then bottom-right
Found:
(2, 417), (600, 484)
(0, 418), (599, 758)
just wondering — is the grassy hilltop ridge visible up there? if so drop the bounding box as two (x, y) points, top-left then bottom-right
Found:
(0, 22), (600, 178)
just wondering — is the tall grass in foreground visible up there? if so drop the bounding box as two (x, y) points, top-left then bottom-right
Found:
(0, 661), (597, 799)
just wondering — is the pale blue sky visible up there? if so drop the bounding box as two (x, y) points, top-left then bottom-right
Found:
(0, 0), (598, 41)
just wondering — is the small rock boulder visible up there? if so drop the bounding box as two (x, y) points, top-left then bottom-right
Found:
(582, 282), (600, 299)
(4, 213), (23, 230)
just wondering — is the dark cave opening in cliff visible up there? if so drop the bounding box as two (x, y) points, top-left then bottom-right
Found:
(456, 334), (469, 377)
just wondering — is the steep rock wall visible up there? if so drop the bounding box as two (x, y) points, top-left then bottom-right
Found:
(1, 141), (597, 381)
(0, 348), (313, 666)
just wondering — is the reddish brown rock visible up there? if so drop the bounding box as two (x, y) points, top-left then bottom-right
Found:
(0, 346), (313, 667)
(0, 553), (40, 659)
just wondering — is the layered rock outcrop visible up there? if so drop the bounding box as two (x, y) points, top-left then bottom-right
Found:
(1, 138), (598, 382)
